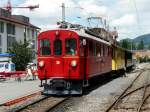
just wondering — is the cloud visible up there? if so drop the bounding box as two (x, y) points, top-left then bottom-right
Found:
(11, 0), (73, 31)
(78, 0), (108, 18)
(39, 24), (60, 32)
(11, 0), (109, 30)
(1, 0), (149, 39)
(111, 14), (136, 26)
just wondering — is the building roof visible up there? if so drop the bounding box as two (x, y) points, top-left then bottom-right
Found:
(0, 15), (40, 29)
(0, 8), (40, 30)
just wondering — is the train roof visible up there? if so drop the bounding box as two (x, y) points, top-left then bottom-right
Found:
(75, 29), (111, 45)
(40, 28), (111, 46)
(112, 44), (133, 53)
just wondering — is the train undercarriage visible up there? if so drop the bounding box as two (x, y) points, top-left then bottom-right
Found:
(42, 79), (83, 95)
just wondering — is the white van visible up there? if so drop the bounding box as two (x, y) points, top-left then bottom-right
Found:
(0, 61), (15, 72)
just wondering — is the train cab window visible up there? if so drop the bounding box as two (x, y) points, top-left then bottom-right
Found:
(65, 38), (77, 55)
(40, 39), (51, 55)
(54, 39), (62, 55)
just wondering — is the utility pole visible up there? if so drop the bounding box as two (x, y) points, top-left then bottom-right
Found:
(61, 3), (65, 22)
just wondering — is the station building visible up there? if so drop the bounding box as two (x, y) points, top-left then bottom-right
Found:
(0, 8), (40, 60)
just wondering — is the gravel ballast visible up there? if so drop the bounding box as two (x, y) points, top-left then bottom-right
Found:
(50, 63), (148, 112)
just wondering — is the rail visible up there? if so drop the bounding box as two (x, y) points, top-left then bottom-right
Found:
(14, 96), (71, 112)
(105, 67), (148, 112)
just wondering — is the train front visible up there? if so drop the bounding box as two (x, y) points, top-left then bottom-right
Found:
(38, 30), (82, 95)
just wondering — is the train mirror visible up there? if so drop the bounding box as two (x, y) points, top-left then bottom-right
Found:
(83, 39), (86, 46)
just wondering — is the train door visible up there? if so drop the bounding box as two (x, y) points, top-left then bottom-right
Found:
(52, 38), (64, 77)
(80, 38), (88, 86)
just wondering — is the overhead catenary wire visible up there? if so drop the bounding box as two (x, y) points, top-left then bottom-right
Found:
(131, 0), (142, 32)
(72, 1), (109, 29)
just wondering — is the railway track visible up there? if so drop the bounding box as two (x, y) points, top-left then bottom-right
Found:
(13, 96), (70, 112)
(105, 66), (150, 112)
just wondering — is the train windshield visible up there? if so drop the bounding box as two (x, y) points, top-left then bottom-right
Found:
(40, 39), (51, 55)
(65, 38), (77, 55)
(54, 39), (62, 55)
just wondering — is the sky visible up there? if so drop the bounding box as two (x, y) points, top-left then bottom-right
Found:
(0, 0), (150, 40)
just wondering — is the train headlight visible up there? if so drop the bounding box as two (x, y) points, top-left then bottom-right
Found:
(71, 60), (77, 67)
(39, 61), (44, 67)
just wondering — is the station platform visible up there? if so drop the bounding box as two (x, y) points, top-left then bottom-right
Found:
(0, 78), (42, 105)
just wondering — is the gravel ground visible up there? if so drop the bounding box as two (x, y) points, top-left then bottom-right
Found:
(0, 79), (42, 104)
(50, 63), (148, 112)
(0, 63), (148, 112)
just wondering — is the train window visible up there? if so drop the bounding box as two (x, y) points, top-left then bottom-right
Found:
(54, 39), (62, 55)
(108, 47), (109, 56)
(96, 43), (100, 57)
(106, 46), (108, 56)
(93, 42), (96, 56)
(11, 64), (15, 71)
(89, 41), (93, 56)
(40, 39), (51, 55)
(103, 45), (105, 56)
(5, 64), (9, 69)
(65, 38), (77, 55)
(105, 46), (107, 56)
(101, 44), (103, 56)
(80, 39), (84, 56)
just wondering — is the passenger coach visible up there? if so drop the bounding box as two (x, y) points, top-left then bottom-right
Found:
(38, 29), (112, 95)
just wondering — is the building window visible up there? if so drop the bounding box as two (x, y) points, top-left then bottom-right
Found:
(7, 23), (15, 35)
(0, 21), (4, 33)
(7, 36), (16, 49)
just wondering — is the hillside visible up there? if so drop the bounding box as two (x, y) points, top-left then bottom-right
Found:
(119, 34), (150, 48)
(133, 34), (150, 45)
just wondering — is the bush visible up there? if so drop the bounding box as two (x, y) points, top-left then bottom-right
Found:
(7, 41), (33, 71)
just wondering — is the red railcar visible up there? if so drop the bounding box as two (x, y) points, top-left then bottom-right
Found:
(38, 29), (112, 95)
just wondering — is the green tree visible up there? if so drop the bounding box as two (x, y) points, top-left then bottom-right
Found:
(7, 41), (33, 71)
(137, 39), (144, 50)
(121, 39), (129, 49)
(120, 39), (132, 50)
(131, 42), (136, 50)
